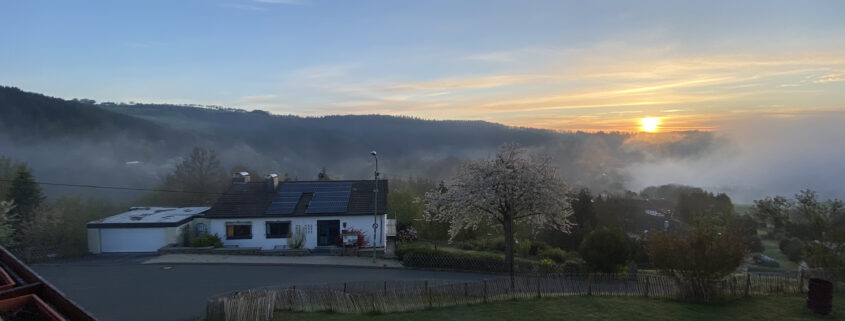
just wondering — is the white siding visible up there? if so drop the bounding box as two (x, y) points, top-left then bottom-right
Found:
(209, 215), (386, 250)
(99, 228), (167, 252)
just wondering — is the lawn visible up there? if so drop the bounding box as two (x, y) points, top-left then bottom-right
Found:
(274, 295), (843, 321)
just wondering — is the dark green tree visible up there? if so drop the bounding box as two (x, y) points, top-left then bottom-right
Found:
(7, 167), (45, 230)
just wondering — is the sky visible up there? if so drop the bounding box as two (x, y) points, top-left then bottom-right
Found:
(2, 0), (845, 132)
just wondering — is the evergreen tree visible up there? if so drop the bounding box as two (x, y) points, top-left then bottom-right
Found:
(7, 167), (44, 229)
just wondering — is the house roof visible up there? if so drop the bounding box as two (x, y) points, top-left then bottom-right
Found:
(204, 180), (388, 218)
(87, 206), (209, 228)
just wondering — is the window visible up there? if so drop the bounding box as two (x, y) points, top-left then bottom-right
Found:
(266, 221), (291, 239)
(195, 223), (207, 235)
(225, 222), (252, 239)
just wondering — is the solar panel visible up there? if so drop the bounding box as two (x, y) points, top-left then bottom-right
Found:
(265, 191), (302, 214)
(266, 182), (354, 215)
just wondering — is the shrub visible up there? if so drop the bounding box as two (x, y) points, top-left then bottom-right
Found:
(529, 241), (551, 256)
(538, 247), (567, 263)
(515, 239), (532, 257)
(579, 228), (633, 273)
(781, 238), (805, 262)
(397, 227), (418, 243)
(287, 228), (307, 249)
(646, 224), (747, 302)
(190, 234), (222, 248)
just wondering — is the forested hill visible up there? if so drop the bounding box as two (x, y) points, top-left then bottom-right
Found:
(0, 86), (718, 201)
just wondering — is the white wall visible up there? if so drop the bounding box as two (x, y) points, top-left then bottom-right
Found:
(208, 215), (386, 250)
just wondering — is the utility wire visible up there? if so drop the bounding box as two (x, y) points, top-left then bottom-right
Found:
(0, 178), (225, 195)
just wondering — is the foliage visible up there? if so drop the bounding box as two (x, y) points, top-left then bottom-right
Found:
(287, 228), (306, 249)
(646, 224), (748, 301)
(190, 234), (223, 248)
(579, 228), (633, 273)
(6, 166), (45, 237)
(272, 294), (845, 321)
(674, 190), (733, 226)
(0, 200), (16, 246)
(538, 247), (567, 263)
(751, 190), (844, 271)
(732, 215), (764, 253)
(538, 189), (595, 251)
(397, 227), (418, 243)
(0, 157), (27, 200)
(387, 189), (424, 232)
(778, 237), (805, 262)
(425, 143), (573, 282)
(142, 147), (228, 206)
(750, 196), (791, 231)
(398, 245), (554, 273)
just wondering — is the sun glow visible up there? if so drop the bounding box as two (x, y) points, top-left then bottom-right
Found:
(640, 117), (660, 132)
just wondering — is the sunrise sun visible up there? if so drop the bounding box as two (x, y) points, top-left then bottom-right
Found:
(640, 117), (660, 132)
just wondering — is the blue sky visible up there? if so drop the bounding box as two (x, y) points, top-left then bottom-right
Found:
(2, 0), (844, 131)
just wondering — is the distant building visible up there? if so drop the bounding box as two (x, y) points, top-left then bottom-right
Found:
(195, 172), (390, 250)
(87, 206), (209, 253)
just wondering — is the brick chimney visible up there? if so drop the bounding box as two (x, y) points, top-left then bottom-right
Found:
(232, 171), (250, 184)
(266, 173), (279, 192)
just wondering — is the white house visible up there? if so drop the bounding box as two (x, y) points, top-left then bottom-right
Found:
(87, 206), (209, 253)
(196, 173), (389, 250)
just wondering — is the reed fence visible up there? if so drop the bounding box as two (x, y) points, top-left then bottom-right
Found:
(206, 271), (809, 321)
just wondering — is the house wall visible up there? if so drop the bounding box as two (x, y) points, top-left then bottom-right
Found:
(87, 228), (101, 254)
(208, 215), (386, 250)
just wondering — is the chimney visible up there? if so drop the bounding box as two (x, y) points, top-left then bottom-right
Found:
(266, 173), (279, 192)
(232, 171), (250, 184)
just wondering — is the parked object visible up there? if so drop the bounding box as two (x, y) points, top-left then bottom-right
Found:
(806, 278), (833, 315)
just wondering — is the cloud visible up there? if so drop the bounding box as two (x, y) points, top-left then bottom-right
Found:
(464, 52), (515, 63)
(234, 44), (845, 132)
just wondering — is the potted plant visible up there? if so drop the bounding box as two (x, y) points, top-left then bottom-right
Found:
(0, 294), (66, 321)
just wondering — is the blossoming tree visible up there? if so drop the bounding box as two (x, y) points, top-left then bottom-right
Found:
(425, 144), (573, 284)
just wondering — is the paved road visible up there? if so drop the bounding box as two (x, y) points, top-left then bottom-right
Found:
(32, 255), (489, 321)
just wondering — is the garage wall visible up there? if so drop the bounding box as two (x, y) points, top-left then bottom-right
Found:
(87, 228), (101, 254)
(99, 228), (167, 253)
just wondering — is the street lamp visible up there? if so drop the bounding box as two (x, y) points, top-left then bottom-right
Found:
(370, 151), (379, 263)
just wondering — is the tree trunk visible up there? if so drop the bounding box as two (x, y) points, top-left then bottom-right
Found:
(503, 213), (515, 289)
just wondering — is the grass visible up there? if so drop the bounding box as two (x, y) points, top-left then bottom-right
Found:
(274, 294), (844, 321)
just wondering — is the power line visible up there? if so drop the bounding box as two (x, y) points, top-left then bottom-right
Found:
(0, 179), (225, 195)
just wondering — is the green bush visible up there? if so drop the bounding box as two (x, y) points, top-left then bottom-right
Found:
(579, 228), (633, 273)
(529, 241), (551, 256)
(539, 248), (568, 263)
(190, 234), (222, 248)
(780, 238), (805, 262)
(399, 245), (560, 273)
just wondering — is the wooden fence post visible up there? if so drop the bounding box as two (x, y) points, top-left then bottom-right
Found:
(343, 282), (347, 293)
(464, 282), (468, 298)
(289, 285), (296, 311)
(384, 280), (388, 295)
(483, 279), (488, 303)
(744, 274), (751, 297)
(587, 274), (593, 296)
(536, 277), (542, 298)
(644, 276), (650, 297)
(799, 270), (805, 293)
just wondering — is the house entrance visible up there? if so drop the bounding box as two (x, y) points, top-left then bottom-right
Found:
(317, 220), (340, 246)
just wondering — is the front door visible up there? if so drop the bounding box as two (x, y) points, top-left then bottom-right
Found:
(317, 220), (340, 246)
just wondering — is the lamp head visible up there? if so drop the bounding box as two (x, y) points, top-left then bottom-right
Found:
(370, 150), (377, 157)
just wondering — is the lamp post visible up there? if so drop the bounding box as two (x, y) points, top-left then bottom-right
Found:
(370, 151), (379, 263)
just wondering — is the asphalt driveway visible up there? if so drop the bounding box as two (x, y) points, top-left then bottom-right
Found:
(32, 255), (489, 321)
